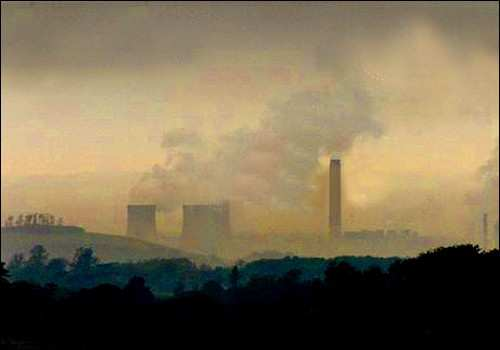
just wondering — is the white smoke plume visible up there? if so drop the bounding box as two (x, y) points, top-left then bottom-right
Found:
(130, 84), (383, 220)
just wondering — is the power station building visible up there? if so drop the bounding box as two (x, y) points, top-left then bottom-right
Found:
(181, 201), (231, 255)
(127, 204), (157, 241)
(329, 158), (342, 238)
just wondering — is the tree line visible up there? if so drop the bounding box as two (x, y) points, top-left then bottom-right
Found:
(1, 244), (498, 348)
(5, 244), (397, 295)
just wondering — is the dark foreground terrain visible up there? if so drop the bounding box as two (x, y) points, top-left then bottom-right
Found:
(1, 245), (499, 348)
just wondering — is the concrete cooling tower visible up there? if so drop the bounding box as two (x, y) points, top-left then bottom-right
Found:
(127, 204), (157, 241)
(181, 201), (231, 255)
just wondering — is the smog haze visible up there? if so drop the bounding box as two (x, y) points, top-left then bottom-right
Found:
(1, 1), (498, 243)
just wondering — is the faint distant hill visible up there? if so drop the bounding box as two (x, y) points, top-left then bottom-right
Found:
(1, 230), (223, 266)
(240, 250), (295, 262)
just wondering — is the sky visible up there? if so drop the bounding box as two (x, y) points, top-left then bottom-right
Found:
(1, 1), (498, 240)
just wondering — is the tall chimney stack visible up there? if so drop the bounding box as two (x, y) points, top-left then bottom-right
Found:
(482, 213), (488, 250)
(329, 158), (342, 238)
(495, 220), (499, 250)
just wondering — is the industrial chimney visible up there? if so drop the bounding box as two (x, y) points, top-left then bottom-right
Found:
(329, 158), (342, 238)
(482, 213), (488, 250)
(495, 220), (499, 250)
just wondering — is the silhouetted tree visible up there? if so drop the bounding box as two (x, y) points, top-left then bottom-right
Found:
(71, 283), (124, 306)
(201, 280), (224, 299)
(246, 275), (276, 291)
(0, 262), (9, 288)
(22, 245), (50, 283)
(123, 276), (155, 304)
(71, 247), (98, 274)
(229, 266), (241, 289)
(281, 268), (302, 286)
(27, 245), (49, 268)
(7, 253), (25, 273)
(173, 279), (185, 296)
(46, 258), (69, 282)
(363, 266), (385, 287)
(44, 282), (59, 299)
(324, 261), (360, 288)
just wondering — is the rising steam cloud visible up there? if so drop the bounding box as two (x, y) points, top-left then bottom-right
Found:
(130, 84), (383, 223)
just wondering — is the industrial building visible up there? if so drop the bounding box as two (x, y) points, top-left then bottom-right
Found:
(343, 230), (385, 241)
(181, 201), (231, 255)
(127, 204), (157, 241)
(329, 158), (342, 238)
(327, 157), (424, 251)
(343, 229), (419, 242)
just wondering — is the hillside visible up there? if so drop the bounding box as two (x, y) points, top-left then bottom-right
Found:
(1, 230), (223, 266)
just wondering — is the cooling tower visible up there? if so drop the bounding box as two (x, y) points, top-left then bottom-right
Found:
(127, 205), (156, 241)
(329, 158), (342, 238)
(181, 201), (231, 255)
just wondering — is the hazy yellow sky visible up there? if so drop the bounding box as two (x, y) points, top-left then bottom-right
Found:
(1, 2), (498, 239)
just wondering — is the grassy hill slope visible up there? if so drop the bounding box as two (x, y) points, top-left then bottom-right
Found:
(1, 230), (223, 266)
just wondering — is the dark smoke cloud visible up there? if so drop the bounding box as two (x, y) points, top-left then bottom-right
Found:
(315, 3), (498, 73)
(2, 2), (497, 76)
(1, 2), (203, 72)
